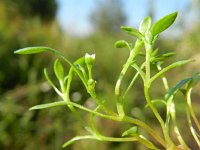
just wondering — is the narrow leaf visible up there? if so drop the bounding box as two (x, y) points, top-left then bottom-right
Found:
(114, 40), (132, 49)
(139, 16), (152, 34)
(151, 52), (176, 63)
(152, 12), (178, 36)
(29, 101), (67, 110)
(187, 73), (200, 89)
(122, 126), (138, 136)
(44, 68), (63, 97)
(121, 26), (143, 39)
(145, 99), (166, 108)
(165, 78), (192, 100)
(150, 59), (194, 83)
(62, 136), (97, 148)
(54, 59), (65, 81)
(14, 47), (53, 54)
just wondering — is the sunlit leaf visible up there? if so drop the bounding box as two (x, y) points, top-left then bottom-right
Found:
(151, 12), (178, 36)
(187, 73), (200, 89)
(29, 101), (67, 110)
(14, 47), (53, 54)
(151, 52), (176, 64)
(150, 59), (194, 83)
(122, 126), (138, 136)
(145, 99), (166, 108)
(165, 78), (192, 100)
(114, 40), (132, 49)
(139, 16), (152, 34)
(62, 135), (98, 148)
(121, 26), (143, 39)
(54, 59), (65, 81)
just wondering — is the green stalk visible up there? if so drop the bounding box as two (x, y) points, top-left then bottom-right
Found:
(64, 69), (92, 133)
(64, 100), (166, 148)
(115, 40), (143, 117)
(186, 88), (200, 131)
(186, 108), (200, 148)
(144, 43), (174, 148)
(123, 116), (166, 148)
(170, 102), (190, 150)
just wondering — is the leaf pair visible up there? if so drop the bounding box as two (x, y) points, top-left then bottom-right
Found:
(118, 12), (177, 40)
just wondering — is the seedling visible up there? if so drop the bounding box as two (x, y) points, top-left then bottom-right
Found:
(15, 12), (200, 150)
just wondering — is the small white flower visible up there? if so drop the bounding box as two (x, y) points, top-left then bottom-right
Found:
(85, 53), (95, 65)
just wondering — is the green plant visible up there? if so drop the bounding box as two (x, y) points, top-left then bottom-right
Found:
(14, 12), (200, 150)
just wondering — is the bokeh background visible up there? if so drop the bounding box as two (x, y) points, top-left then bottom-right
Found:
(0, 0), (200, 149)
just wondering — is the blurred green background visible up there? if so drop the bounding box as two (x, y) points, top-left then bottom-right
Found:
(0, 0), (200, 149)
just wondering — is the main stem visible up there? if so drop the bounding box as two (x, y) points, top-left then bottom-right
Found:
(115, 40), (143, 117)
(144, 43), (174, 149)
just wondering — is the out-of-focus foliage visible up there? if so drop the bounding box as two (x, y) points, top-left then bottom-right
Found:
(5, 0), (57, 22)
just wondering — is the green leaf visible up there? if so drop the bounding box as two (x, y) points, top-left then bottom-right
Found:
(151, 12), (178, 36)
(114, 40), (132, 49)
(145, 99), (166, 108)
(165, 78), (192, 100)
(44, 68), (63, 97)
(62, 135), (98, 148)
(150, 59), (194, 83)
(29, 101), (67, 110)
(187, 73), (200, 89)
(151, 52), (176, 64)
(139, 16), (152, 34)
(120, 26), (143, 39)
(54, 59), (65, 81)
(14, 47), (53, 54)
(122, 126), (138, 136)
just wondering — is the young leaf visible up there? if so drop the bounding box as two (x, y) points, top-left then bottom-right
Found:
(120, 26), (143, 39)
(151, 12), (178, 36)
(29, 101), (67, 110)
(151, 52), (176, 64)
(114, 40), (132, 49)
(165, 78), (192, 100)
(62, 135), (98, 148)
(54, 59), (65, 81)
(122, 126), (138, 136)
(44, 68), (63, 97)
(139, 16), (152, 34)
(14, 47), (53, 54)
(150, 59), (194, 83)
(187, 73), (200, 89)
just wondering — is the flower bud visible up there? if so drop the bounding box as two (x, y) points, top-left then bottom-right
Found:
(85, 53), (95, 66)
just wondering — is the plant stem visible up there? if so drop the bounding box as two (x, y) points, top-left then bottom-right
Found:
(115, 40), (143, 117)
(186, 108), (200, 148)
(64, 100), (166, 148)
(144, 43), (174, 148)
(170, 102), (190, 150)
(186, 88), (200, 131)
(124, 116), (167, 148)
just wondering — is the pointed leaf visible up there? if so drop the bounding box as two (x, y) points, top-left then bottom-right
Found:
(54, 59), (65, 81)
(145, 99), (166, 108)
(121, 26), (143, 39)
(165, 78), (192, 100)
(139, 16), (152, 34)
(62, 136), (97, 148)
(187, 73), (200, 89)
(114, 40), (132, 49)
(152, 12), (178, 36)
(14, 47), (53, 54)
(150, 59), (194, 83)
(44, 68), (63, 97)
(122, 126), (138, 136)
(151, 52), (176, 63)
(29, 101), (67, 110)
